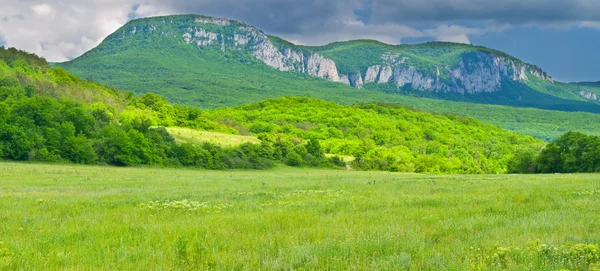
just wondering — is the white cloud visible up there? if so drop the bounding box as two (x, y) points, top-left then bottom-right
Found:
(32, 4), (53, 16)
(0, 1), (172, 62)
(424, 25), (485, 44)
(132, 4), (174, 18)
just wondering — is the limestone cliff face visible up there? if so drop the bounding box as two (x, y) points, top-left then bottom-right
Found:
(363, 52), (554, 94)
(120, 15), (557, 94)
(579, 90), (599, 101)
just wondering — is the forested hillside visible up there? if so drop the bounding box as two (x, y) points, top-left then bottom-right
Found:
(0, 47), (336, 169)
(56, 15), (600, 141)
(203, 97), (544, 173)
(1, 47), (547, 173)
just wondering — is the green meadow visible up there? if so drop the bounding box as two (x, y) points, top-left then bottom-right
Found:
(1, 162), (599, 270)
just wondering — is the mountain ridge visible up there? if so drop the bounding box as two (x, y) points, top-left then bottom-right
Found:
(60, 14), (600, 112)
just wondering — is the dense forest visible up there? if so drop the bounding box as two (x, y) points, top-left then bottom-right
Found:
(203, 97), (543, 173)
(2, 47), (599, 174)
(510, 132), (600, 173)
(0, 47), (337, 169)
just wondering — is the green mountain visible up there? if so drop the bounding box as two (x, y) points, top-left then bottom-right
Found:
(0, 47), (544, 173)
(57, 14), (600, 140)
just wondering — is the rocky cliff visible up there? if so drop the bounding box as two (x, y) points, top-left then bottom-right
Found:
(108, 15), (559, 96)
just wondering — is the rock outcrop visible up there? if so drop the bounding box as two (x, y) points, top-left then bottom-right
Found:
(579, 90), (599, 101)
(356, 52), (555, 94)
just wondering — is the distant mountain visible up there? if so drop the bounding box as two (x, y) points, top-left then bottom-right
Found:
(57, 14), (600, 113)
(572, 81), (600, 87)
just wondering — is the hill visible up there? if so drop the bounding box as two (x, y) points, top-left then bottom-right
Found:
(0, 47), (126, 108)
(1, 47), (542, 173)
(56, 14), (600, 140)
(202, 97), (543, 173)
(0, 47), (278, 169)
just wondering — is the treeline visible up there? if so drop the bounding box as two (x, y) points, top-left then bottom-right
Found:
(509, 132), (600, 173)
(0, 48), (340, 169)
(204, 97), (543, 173)
(0, 47), (50, 69)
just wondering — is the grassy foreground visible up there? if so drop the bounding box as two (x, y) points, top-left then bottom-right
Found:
(1, 163), (599, 270)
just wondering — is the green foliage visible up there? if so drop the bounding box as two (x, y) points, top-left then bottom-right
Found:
(203, 97), (543, 173)
(507, 145), (542, 174)
(0, 47), (126, 108)
(511, 131), (600, 173)
(0, 50), (336, 170)
(471, 242), (600, 270)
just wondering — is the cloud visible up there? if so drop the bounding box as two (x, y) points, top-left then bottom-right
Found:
(0, 1), (174, 62)
(1, 14), (25, 22)
(32, 4), (53, 16)
(423, 25), (479, 44)
(283, 19), (422, 46)
(581, 21), (600, 29)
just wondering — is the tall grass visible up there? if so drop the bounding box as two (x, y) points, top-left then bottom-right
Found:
(0, 162), (599, 270)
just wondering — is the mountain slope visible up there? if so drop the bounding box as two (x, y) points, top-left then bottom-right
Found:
(56, 15), (600, 140)
(0, 47), (126, 108)
(571, 81), (600, 101)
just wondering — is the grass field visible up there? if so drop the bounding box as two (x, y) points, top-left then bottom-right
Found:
(165, 127), (261, 147)
(1, 163), (599, 270)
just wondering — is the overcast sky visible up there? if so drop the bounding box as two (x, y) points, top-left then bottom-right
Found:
(1, 0), (599, 82)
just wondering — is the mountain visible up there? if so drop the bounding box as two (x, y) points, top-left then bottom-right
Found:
(56, 14), (600, 140)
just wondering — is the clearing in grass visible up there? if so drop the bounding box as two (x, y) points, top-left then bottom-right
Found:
(165, 127), (261, 147)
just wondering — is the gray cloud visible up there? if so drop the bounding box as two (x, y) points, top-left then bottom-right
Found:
(1, 14), (25, 22)
(0, 0), (598, 62)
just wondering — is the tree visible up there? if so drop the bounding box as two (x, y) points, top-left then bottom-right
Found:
(536, 144), (562, 173)
(285, 150), (303, 167)
(306, 138), (323, 158)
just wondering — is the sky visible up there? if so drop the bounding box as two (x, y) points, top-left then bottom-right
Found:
(0, 0), (599, 82)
